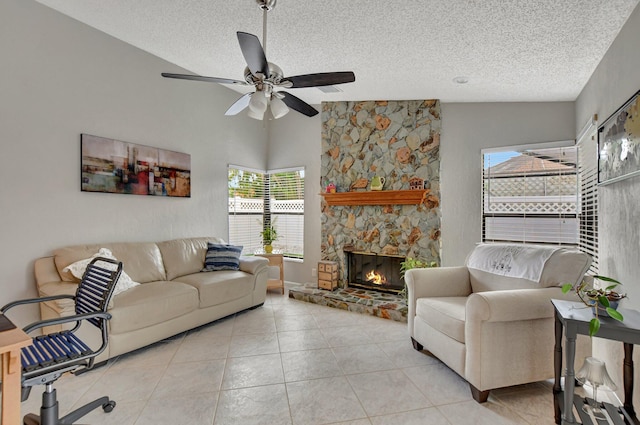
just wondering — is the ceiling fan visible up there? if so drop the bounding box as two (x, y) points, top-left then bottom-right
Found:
(162, 0), (355, 120)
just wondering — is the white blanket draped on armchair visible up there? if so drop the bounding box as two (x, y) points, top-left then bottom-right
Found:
(466, 243), (560, 282)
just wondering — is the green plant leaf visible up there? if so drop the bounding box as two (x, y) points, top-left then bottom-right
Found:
(589, 318), (601, 337)
(607, 308), (624, 322)
(400, 258), (438, 278)
(598, 296), (610, 308)
(561, 283), (573, 294)
(594, 275), (622, 285)
(605, 284), (620, 291)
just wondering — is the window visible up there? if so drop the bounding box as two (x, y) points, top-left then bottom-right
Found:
(269, 168), (305, 259)
(228, 166), (304, 259)
(482, 141), (578, 246)
(577, 116), (599, 273)
(228, 167), (265, 255)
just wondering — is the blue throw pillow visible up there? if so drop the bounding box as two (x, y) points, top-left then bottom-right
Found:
(202, 243), (243, 271)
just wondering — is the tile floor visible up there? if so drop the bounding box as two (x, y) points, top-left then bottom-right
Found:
(15, 286), (591, 424)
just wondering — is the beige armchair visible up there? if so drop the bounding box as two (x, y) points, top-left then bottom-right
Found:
(406, 243), (592, 402)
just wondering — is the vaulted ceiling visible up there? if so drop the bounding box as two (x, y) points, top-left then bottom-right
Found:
(35, 0), (639, 104)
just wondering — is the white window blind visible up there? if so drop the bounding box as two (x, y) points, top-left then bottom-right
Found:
(270, 168), (305, 259)
(577, 117), (599, 273)
(482, 142), (578, 245)
(228, 167), (265, 255)
(228, 166), (304, 259)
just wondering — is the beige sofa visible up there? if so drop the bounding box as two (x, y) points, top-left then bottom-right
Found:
(406, 243), (592, 402)
(34, 237), (269, 363)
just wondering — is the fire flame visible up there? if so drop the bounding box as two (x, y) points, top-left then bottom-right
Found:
(365, 270), (387, 285)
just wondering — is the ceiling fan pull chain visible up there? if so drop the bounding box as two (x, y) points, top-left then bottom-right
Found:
(262, 7), (268, 57)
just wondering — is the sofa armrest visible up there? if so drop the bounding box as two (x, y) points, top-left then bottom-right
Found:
(239, 256), (269, 275)
(466, 287), (581, 323)
(35, 256), (63, 289)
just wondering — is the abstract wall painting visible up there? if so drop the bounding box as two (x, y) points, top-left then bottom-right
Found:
(598, 90), (640, 185)
(81, 134), (191, 197)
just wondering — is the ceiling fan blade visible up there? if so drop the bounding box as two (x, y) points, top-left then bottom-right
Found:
(281, 92), (318, 117)
(237, 32), (269, 77)
(161, 73), (248, 86)
(285, 71), (355, 88)
(224, 93), (252, 116)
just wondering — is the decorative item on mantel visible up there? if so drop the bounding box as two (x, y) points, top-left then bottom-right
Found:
(325, 182), (336, 193)
(350, 178), (369, 191)
(409, 177), (424, 190)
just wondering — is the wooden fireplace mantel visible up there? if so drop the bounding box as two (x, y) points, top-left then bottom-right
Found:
(320, 189), (427, 206)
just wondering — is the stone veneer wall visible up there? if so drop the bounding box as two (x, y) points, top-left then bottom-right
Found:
(320, 100), (441, 286)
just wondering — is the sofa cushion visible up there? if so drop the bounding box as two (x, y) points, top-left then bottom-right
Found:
(108, 281), (198, 334)
(157, 237), (225, 280)
(467, 244), (591, 293)
(202, 243), (243, 271)
(538, 248), (591, 287)
(416, 297), (467, 343)
(63, 248), (140, 297)
(176, 271), (254, 308)
(54, 242), (166, 283)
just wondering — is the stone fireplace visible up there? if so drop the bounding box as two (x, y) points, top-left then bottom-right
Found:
(320, 100), (442, 289)
(346, 250), (404, 293)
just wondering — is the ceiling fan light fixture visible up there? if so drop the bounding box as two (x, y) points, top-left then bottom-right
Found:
(161, 0), (354, 120)
(256, 0), (277, 11)
(270, 97), (290, 119)
(247, 106), (265, 120)
(248, 92), (268, 113)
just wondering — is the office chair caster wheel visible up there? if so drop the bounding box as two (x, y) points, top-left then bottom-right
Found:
(102, 400), (116, 413)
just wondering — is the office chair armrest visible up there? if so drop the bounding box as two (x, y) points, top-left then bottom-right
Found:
(1, 294), (75, 314)
(23, 311), (112, 334)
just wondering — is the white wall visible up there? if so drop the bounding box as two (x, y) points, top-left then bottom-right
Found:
(268, 111), (322, 284)
(440, 102), (575, 265)
(575, 3), (640, 403)
(0, 0), (267, 325)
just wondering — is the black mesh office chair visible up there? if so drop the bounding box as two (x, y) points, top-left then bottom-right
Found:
(1, 257), (122, 425)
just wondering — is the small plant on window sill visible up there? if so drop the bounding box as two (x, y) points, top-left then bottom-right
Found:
(561, 275), (626, 336)
(398, 258), (438, 300)
(260, 219), (279, 254)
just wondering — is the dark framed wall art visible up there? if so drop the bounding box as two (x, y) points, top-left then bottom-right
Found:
(81, 134), (191, 197)
(598, 90), (640, 185)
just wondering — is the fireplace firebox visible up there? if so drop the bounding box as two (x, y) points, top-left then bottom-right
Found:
(346, 251), (405, 293)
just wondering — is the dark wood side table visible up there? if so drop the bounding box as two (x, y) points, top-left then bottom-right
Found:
(552, 299), (640, 425)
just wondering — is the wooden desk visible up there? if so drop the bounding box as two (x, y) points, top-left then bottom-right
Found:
(0, 319), (31, 425)
(257, 253), (285, 294)
(552, 299), (640, 425)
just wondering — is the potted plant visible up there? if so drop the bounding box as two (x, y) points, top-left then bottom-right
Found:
(561, 275), (626, 336)
(260, 224), (278, 253)
(398, 257), (438, 299)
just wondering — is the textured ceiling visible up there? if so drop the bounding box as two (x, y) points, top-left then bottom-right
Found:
(35, 0), (639, 105)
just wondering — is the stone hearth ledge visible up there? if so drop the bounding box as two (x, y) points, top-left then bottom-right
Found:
(288, 284), (407, 322)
